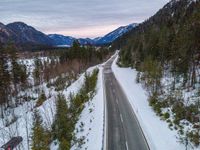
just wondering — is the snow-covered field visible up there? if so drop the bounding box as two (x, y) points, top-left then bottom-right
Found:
(111, 56), (198, 150)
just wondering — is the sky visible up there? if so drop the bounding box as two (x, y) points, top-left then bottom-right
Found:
(0, 0), (169, 38)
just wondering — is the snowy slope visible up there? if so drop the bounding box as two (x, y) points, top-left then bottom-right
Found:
(94, 23), (137, 45)
(70, 66), (104, 150)
(111, 56), (199, 150)
(0, 56), (104, 149)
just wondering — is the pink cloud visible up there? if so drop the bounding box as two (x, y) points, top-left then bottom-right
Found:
(45, 24), (129, 38)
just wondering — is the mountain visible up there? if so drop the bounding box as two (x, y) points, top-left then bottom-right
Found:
(0, 22), (16, 43)
(95, 23), (138, 45)
(0, 21), (137, 47)
(78, 38), (95, 45)
(48, 34), (94, 46)
(0, 22), (53, 46)
(49, 23), (137, 46)
(48, 34), (75, 46)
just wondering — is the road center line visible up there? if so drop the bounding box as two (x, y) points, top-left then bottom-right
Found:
(120, 114), (123, 123)
(126, 141), (129, 150)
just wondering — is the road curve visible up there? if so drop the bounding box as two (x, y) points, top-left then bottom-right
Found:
(103, 56), (149, 150)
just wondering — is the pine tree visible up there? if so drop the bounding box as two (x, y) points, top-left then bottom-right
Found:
(6, 43), (27, 92)
(59, 138), (70, 150)
(141, 57), (162, 94)
(52, 94), (72, 150)
(33, 58), (41, 85)
(0, 44), (10, 107)
(31, 110), (49, 150)
(36, 91), (47, 107)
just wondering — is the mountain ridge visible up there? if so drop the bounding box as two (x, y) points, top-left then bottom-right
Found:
(0, 21), (138, 48)
(48, 23), (138, 46)
(94, 23), (137, 45)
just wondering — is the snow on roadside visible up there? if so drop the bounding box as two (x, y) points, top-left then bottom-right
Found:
(49, 65), (103, 150)
(69, 54), (117, 150)
(44, 64), (104, 150)
(70, 66), (104, 150)
(112, 56), (189, 150)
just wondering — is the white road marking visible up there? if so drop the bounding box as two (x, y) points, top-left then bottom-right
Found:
(126, 141), (129, 150)
(116, 99), (119, 105)
(120, 114), (123, 123)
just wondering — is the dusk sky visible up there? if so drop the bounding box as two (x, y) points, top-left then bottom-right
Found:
(0, 0), (169, 38)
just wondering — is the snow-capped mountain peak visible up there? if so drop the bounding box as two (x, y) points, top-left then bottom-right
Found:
(94, 23), (138, 45)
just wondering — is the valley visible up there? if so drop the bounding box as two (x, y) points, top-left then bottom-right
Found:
(0, 0), (200, 150)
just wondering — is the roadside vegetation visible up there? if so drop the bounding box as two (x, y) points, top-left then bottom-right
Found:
(31, 68), (99, 149)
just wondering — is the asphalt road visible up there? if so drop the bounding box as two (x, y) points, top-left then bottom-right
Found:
(103, 56), (149, 150)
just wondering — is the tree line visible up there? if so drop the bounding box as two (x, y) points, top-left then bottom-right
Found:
(0, 42), (27, 117)
(0, 41), (112, 110)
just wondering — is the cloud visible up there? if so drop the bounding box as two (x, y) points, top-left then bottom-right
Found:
(0, 0), (169, 38)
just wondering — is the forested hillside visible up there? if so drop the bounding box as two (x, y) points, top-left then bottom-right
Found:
(114, 0), (199, 68)
(0, 41), (113, 149)
(113, 0), (200, 147)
